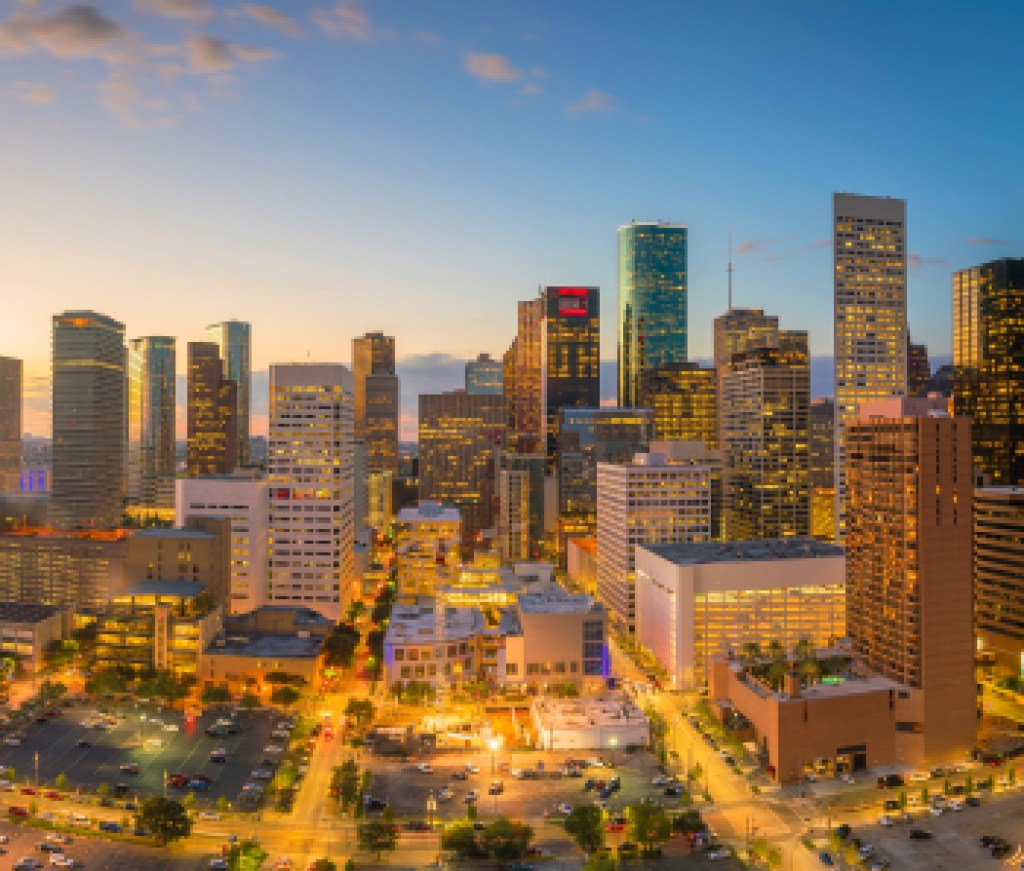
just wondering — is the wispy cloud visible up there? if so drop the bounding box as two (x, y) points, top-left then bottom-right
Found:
(134, 0), (213, 22)
(908, 252), (949, 269)
(311, 0), (372, 41)
(521, 83), (541, 96)
(0, 5), (127, 59)
(568, 89), (614, 113)
(11, 81), (55, 104)
(963, 235), (1003, 246)
(464, 51), (521, 83)
(185, 35), (279, 74)
(238, 4), (303, 38)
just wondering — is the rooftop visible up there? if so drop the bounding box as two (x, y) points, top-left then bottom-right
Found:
(518, 584), (602, 615)
(131, 527), (217, 539)
(396, 501), (461, 524)
(205, 633), (323, 660)
(385, 598), (482, 645)
(532, 694), (649, 729)
(643, 538), (844, 566)
(0, 602), (68, 624)
(122, 580), (208, 599)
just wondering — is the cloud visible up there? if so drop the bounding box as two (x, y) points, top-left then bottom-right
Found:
(908, 253), (949, 269)
(239, 4), (303, 37)
(568, 89), (614, 113)
(964, 235), (1003, 246)
(133, 0), (212, 22)
(464, 51), (521, 83)
(736, 238), (767, 256)
(11, 81), (55, 104)
(521, 83), (541, 96)
(311, 0), (372, 40)
(0, 4), (127, 59)
(186, 35), (279, 73)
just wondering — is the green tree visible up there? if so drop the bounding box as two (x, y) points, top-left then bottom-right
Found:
(357, 819), (398, 859)
(628, 801), (671, 854)
(442, 821), (483, 857)
(202, 685), (231, 704)
(97, 782), (109, 798)
(897, 790), (907, 810)
(920, 785), (929, 805)
(44, 639), (75, 669)
(226, 838), (267, 871)
(766, 660), (788, 691)
(182, 791), (197, 811)
(466, 802), (478, 821)
(345, 698), (375, 728)
(480, 817), (533, 862)
(309, 861), (336, 871)
(1009, 766), (1017, 786)
(54, 773), (68, 791)
(799, 658), (821, 683)
(794, 638), (813, 660)
(583, 855), (617, 871)
(943, 777), (952, 796)
(239, 693), (260, 708)
(740, 642), (761, 663)
(271, 686), (301, 707)
(564, 804), (604, 854)
(324, 623), (361, 668)
(87, 668), (129, 695)
(217, 795), (231, 812)
(965, 776), (974, 796)
(334, 759), (360, 811)
(265, 671), (306, 686)
(137, 796), (192, 845)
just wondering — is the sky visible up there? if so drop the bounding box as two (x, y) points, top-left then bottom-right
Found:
(2, 0), (1023, 439)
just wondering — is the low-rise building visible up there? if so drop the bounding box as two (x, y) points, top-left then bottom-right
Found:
(567, 537), (597, 595)
(0, 602), (73, 672)
(530, 695), (649, 750)
(635, 538), (845, 689)
(393, 501), (462, 599)
(126, 521), (232, 606)
(974, 487), (1024, 674)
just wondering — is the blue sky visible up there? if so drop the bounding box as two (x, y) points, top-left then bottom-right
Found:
(2, 0), (1022, 436)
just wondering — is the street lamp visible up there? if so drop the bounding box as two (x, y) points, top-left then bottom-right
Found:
(426, 790), (437, 830)
(488, 738), (499, 775)
(33, 751), (38, 787)
(608, 736), (618, 766)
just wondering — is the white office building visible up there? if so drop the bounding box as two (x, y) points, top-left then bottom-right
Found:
(268, 363), (355, 620)
(635, 539), (846, 690)
(175, 473), (269, 614)
(596, 451), (711, 632)
(833, 193), (907, 541)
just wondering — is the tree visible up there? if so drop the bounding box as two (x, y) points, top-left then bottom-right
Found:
(265, 671), (306, 686)
(217, 795), (231, 812)
(55, 773), (68, 792)
(357, 820), (398, 859)
(583, 855), (616, 871)
(345, 698), (375, 728)
(44, 639), (75, 669)
(794, 638), (813, 660)
(87, 668), (129, 695)
(442, 821), (483, 857)
(564, 804), (604, 854)
(182, 791), (197, 811)
(628, 801), (671, 854)
(137, 796), (192, 845)
(239, 693), (260, 709)
(226, 838), (267, 871)
(480, 817), (533, 862)
(271, 686), (301, 707)
(965, 776), (974, 796)
(740, 642), (761, 663)
(310, 861), (336, 871)
(98, 782), (109, 798)
(766, 661), (788, 691)
(202, 686), (231, 704)
(324, 623), (361, 668)
(334, 759), (360, 811)
(799, 658), (821, 683)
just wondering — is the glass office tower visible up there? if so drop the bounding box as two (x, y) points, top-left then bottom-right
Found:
(205, 321), (251, 466)
(128, 337), (176, 509)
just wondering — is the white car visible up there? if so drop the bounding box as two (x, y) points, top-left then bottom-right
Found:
(263, 744), (284, 754)
(198, 811), (220, 820)
(878, 815), (893, 827)
(464, 790), (479, 803)
(556, 802), (573, 815)
(908, 771), (930, 783)
(465, 765), (479, 774)
(162, 723), (179, 732)
(437, 787), (453, 802)
(948, 799), (963, 811)
(45, 835), (72, 845)
(652, 774), (672, 786)
(209, 861), (228, 870)
(5, 737), (22, 746)
(929, 805), (943, 816)
(840, 773), (855, 784)
(416, 763), (433, 774)
(707, 848), (731, 860)
(510, 769), (524, 779)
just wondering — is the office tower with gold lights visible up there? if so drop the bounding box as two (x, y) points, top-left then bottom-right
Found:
(187, 342), (237, 476)
(128, 337), (176, 512)
(352, 331), (399, 475)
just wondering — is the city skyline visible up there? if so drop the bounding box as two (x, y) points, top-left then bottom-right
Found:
(3, 2), (1023, 438)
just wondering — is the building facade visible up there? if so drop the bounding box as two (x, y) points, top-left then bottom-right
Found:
(596, 451), (711, 631)
(352, 332), (399, 475)
(187, 342), (237, 477)
(721, 332), (811, 540)
(126, 521), (232, 607)
(393, 501), (462, 599)
(205, 321), (252, 467)
(51, 311), (126, 530)
(268, 364), (355, 620)
(0, 357), (21, 493)
(907, 336), (930, 396)
(974, 487), (1024, 674)
(810, 398), (836, 542)
(635, 539), (845, 689)
(953, 258), (1024, 485)
(128, 337), (176, 511)
(637, 363), (716, 448)
(846, 397), (975, 766)
(176, 474), (270, 615)
(465, 353), (503, 395)
(618, 221), (688, 408)
(833, 193), (907, 541)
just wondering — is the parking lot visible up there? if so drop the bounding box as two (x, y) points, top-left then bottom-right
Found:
(0, 699), (285, 809)
(365, 746), (679, 824)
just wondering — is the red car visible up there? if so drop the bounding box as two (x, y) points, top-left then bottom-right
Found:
(44, 710), (61, 718)
(8, 805), (28, 816)
(20, 787), (37, 796)
(323, 727), (333, 740)
(168, 774), (188, 788)
(605, 822), (625, 832)
(44, 790), (62, 800)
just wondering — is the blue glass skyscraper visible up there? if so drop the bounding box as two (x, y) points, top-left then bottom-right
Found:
(617, 221), (688, 407)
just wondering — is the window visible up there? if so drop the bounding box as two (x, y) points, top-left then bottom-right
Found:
(506, 663), (518, 676)
(394, 649), (404, 661)
(527, 663), (540, 676)
(554, 662), (566, 674)
(400, 666), (411, 678)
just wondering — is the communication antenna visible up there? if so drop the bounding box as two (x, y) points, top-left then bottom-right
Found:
(727, 229), (734, 311)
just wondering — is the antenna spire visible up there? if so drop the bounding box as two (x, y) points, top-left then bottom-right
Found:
(727, 229), (734, 311)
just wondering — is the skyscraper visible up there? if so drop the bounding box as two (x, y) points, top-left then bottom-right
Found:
(833, 193), (907, 541)
(465, 353), (503, 395)
(51, 311), (126, 530)
(187, 342), (237, 476)
(128, 337), (176, 510)
(268, 363), (355, 620)
(713, 308), (780, 374)
(907, 335), (930, 397)
(809, 397), (836, 543)
(205, 321), (251, 466)
(542, 286), (600, 464)
(509, 298), (543, 452)
(720, 331), (811, 540)
(352, 332), (399, 474)
(974, 487), (1024, 672)
(418, 390), (505, 556)
(845, 397), (974, 766)
(618, 221), (688, 407)
(953, 258), (1024, 485)
(637, 363), (716, 447)
(0, 357), (21, 492)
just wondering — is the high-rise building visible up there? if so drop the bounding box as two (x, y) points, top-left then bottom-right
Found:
(953, 258), (1024, 485)
(176, 473), (269, 614)
(907, 336), (930, 397)
(498, 452), (546, 562)
(205, 321), (251, 466)
(596, 450), (711, 631)
(846, 397), (974, 766)
(418, 390), (505, 556)
(974, 487), (1024, 673)
(721, 331), (810, 540)
(713, 308), (780, 374)
(127, 337), (176, 510)
(618, 221), (688, 407)
(51, 311), (126, 530)
(809, 398), (836, 543)
(508, 298), (543, 452)
(465, 353), (503, 395)
(541, 286), (600, 464)
(268, 363), (355, 620)
(352, 332), (399, 475)
(186, 342), (237, 476)
(637, 363), (716, 447)
(833, 193), (907, 541)
(0, 357), (21, 492)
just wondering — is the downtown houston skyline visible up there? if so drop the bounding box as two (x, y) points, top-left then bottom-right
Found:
(3, 0), (1024, 438)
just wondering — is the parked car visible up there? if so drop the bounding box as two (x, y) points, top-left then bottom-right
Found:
(909, 829), (933, 840)
(118, 763), (139, 775)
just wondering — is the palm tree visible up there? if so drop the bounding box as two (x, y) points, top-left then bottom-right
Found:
(799, 658), (821, 683)
(766, 661), (788, 691)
